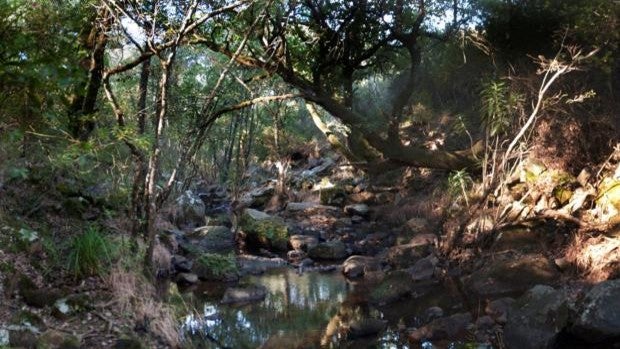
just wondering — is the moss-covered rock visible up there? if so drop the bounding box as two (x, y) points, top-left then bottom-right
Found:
(192, 253), (238, 281)
(240, 209), (289, 251)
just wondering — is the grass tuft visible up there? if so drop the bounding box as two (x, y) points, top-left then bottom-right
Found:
(67, 226), (112, 279)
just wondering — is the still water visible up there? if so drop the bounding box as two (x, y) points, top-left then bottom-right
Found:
(180, 268), (487, 349)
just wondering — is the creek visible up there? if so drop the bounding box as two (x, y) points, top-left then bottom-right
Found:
(179, 267), (489, 349)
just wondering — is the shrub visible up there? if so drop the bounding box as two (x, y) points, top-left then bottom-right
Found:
(67, 226), (113, 279)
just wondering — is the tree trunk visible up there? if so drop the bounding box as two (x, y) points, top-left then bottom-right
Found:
(130, 57), (151, 245)
(68, 8), (110, 141)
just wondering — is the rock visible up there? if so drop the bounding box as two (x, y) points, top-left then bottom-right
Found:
(342, 255), (381, 279)
(176, 273), (198, 285)
(407, 255), (438, 281)
(409, 313), (473, 342)
(308, 240), (347, 260)
(36, 329), (79, 349)
(286, 202), (339, 212)
(351, 215), (364, 223)
(240, 209), (289, 251)
(485, 297), (515, 324)
(301, 158), (335, 178)
(245, 186), (275, 208)
(238, 255), (288, 274)
(344, 204), (370, 217)
(188, 225), (235, 254)
(466, 254), (560, 299)
(571, 279), (620, 342)
(348, 318), (387, 338)
(385, 243), (429, 269)
(318, 186), (347, 206)
(491, 225), (544, 253)
(51, 298), (72, 320)
(192, 253), (238, 281)
(221, 285), (267, 304)
(172, 255), (193, 272)
(406, 218), (430, 234)
(173, 190), (206, 228)
(475, 315), (495, 330)
(205, 213), (232, 227)
(289, 235), (319, 251)
(504, 285), (569, 349)
(423, 306), (444, 323)
(369, 270), (413, 305)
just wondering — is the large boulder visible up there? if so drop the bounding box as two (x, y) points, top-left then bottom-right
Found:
(186, 225), (235, 254)
(240, 209), (289, 251)
(503, 285), (569, 349)
(465, 254), (560, 299)
(192, 253), (238, 281)
(407, 255), (438, 281)
(571, 279), (620, 342)
(172, 190), (206, 228)
(308, 240), (347, 260)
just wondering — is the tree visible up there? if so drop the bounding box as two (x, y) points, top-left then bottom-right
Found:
(196, 0), (483, 170)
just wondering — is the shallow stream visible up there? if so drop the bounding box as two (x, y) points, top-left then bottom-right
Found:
(179, 267), (489, 349)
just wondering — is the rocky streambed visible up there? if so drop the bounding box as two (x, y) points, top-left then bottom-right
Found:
(155, 156), (620, 349)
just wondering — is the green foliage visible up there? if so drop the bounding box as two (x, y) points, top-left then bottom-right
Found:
(67, 226), (113, 279)
(448, 169), (474, 205)
(40, 235), (62, 274)
(196, 253), (238, 278)
(480, 80), (515, 137)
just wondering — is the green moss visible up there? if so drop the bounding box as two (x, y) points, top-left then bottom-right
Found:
(240, 212), (289, 251)
(196, 253), (238, 278)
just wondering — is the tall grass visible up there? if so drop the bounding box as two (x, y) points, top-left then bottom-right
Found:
(67, 226), (112, 279)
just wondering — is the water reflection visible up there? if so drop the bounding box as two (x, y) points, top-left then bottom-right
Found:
(180, 268), (486, 349)
(181, 268), (350, 348)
